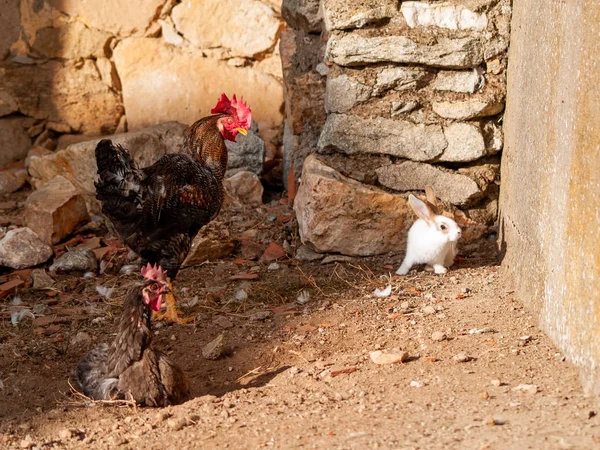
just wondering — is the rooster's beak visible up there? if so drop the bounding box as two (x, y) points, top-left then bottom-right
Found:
(236, 127), (248, 136)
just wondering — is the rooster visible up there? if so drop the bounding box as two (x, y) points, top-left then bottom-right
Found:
(72, 264), (189, 406)
(95, 94), (252, 323)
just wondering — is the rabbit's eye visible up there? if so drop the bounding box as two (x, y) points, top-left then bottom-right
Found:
(440, 224), (447, 230)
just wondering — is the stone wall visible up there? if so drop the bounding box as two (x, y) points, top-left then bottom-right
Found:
(500, 0), (600, 396)
(0, 0), (285, 168)
(282, 0), (511, 255)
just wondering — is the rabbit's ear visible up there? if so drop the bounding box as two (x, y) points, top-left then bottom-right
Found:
(408, 194), (435, 223)
(424, 186), (438, 214)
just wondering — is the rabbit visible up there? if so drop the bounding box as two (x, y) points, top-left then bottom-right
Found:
(396, 187), (461, 275)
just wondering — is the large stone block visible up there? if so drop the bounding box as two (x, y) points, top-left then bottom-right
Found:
(28, 122), (187, 195)
(318, 113), (446, 161)
(325, 74), (372, 114)
(1, 60), (122, 134)
(432, 69), (484, 93)
(172, 0), (281, 57)
(401, 1), (488, 31)
(48, 0), (166, 36)
(31, 22), (112, 59)
(294, 155), (410, 256)
(376, 161), (481, 206)
(323, 0), (397, 31)
(440, 123), (486, 162)
(433, 99), (505, 120)
(0, 116), (32, 168)
(24, 176), (90, 245)
(113, 38), (284, 130)
(326, 33), (484, 68)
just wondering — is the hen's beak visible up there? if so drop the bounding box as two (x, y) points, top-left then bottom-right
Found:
(236, 127), (248, 136)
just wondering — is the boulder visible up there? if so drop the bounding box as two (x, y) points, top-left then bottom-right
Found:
(223, 171), (264, 208)
(433, 99), (505, 120)
(376, 162), (481, 206)
(0, 170), (27, 195)
(0, 228), (53, 270)
(282, 0), (322, 32)
(113, 38), (284, 130)
(0, 116), (32, 168)
(24, 176), (90, 245)
(28, 122), (187, 196)
(31, 22), (112, 59)
(432, 69), (484, 93)
(1, 60), (122, 135)
(48, 0), (166, 36)
(325, 75), (372, 114)
(318, 113), (446, 161)
(294, 155), (410, 256)
(324, 0), (398, 31)
(439, 123), (486, 162)
(326, 33), (484, 68)
(401, 1), (488, 31)
(172, 0), (281, 57)
(225, 122), (265, 176)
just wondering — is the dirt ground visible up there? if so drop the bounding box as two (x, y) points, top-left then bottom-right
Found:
(1, 192), (599, 450)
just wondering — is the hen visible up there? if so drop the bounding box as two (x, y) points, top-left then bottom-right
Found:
(95, 94), (252, 323)
(72, 264), (189, 406)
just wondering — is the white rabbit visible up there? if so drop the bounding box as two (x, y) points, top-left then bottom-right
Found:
(396, 189), (461, 275)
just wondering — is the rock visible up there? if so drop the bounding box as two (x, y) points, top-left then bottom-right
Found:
(213, 316), (234, 329)
(282, 0), (322, 32)
(250, 310), (272, 321)
(159, 18), (185, 47)
(512, 384), (538, 395)
(0, 170), (26, 195)
(181, 227), (235, 268)
(54, 0), (166, 36)
(295, 245), (324, 261)
(0, 228), (53, 269)
(113, 38), (283, 130)
(453, 353), (472, 363)
(0, 89), (18, 117)
(391, 101), (419, 116)
(225, 123), (265, 176)
(325, 75), (372, 114)
(223, 171), (264, 209)
(321, 255), (355, 264)
(410, 380), (425, 388)
(167, 417), (188, 431)
(376, 162), (481, 206)
(294, 155), (410, 256)
(202, 333), (225, 360)
(369, 349), (409, 365)
(19, 439), (34, 449)
(58, 429), (73, 440)
(432, 69), (484, 94)
(423, 305), (437, 315)
(491, 379), (502, 387)
(2, 60), (121, 135)
(50, 248), (97, 272)
(31, 269), (55, 290)
(24, 147), (53, 169)
(70, 332), (92, 348)
(28, 122), (187, 199)
(324, 0), (398, 30)
(401, 1), (488, 31)
(373, 66), (427, 95)
(431, 331), (447, 342)
(95, 58), (121, 90)
(318, 113), (446, 162)
(172, 0), (281, 57)
(483, 121), (503, 155)
(24, 176), (90, 245)
(326, 33), (483, 68)
(31, 22), (111, 59)
(260, 242), (287, 263)
(0, 0), (19, 57)
(433, 100), (505, 120)
(267, 262), (280, 271)
(439, 123), (486, 162)
(0, 117), (33, 168)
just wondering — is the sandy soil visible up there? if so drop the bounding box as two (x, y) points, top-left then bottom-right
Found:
(1, 196), (599, 450)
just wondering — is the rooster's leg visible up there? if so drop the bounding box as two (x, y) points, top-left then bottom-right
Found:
(153, 279), (194, 324)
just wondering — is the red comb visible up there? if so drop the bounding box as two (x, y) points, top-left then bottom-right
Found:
(211, 93), (252, 130)
(141, 263), (167, 282)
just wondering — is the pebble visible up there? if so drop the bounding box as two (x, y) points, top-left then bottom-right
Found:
(19, 440), (33, 449)
(520, 335), (532, 341)
(250, 311), (272, 321)
(58, 429), (72, 440)
(213, 315), (234, 329)
(410, 380), (425, 388)
(167, 417), (188, 431)
(491, 379), (502, 387)
(369, 349), (409, 365)
(400, 301), (410, 310)
(422, 306), (436, 315)
(480, 391), (489, 400)
(484, 416), (505, 426)
(431, 331), (447, 342)
(453, 353), (472, 363)
(512, 384), (538, 395)
(202, 333), (225, 360)
(267, 262), (280, 271)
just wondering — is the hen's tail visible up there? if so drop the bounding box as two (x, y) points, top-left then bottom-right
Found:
(95, 139), (143, 222)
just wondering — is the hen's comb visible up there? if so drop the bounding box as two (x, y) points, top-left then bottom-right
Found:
(141, 263), (167, 282)
(211, 93), (252, 129)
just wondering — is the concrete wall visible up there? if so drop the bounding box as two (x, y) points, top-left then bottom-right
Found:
(500, 0), (600, 395)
